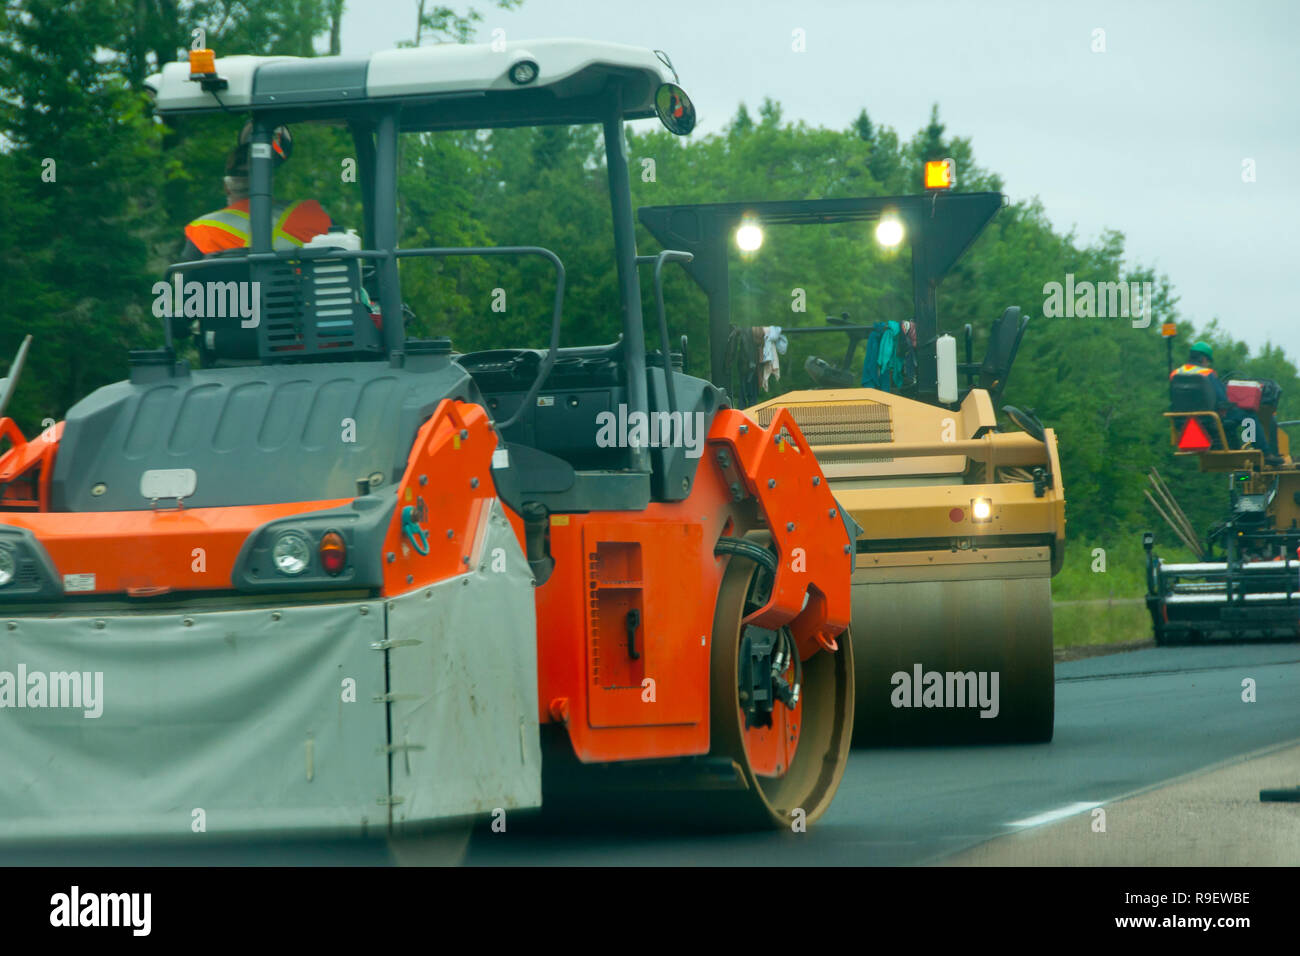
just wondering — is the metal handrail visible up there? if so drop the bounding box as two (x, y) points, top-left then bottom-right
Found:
(164, 244), (566, 432)
(635, 250), (693, 416)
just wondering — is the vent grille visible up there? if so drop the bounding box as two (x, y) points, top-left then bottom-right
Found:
(311, 262), (359, 342)
(587, 550), (601, 685)
(263, 263), (304, 353)
(754, 401), (893, 446)
(262, 260), (368, 355)
(17, 557), (41, 589)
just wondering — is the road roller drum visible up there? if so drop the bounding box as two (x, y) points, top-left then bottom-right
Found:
(851, 556), (1054, 744)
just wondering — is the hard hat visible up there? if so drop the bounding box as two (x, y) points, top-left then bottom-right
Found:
(226, 122), (294, 176)
(1190, 341), (1213, 361)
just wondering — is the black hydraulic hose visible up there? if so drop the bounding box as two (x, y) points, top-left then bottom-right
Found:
(713, 536), (777, 571)
(715, 536), (813, 706)
(789, 627), (803, 702)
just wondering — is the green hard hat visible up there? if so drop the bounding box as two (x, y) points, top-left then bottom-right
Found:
(1190, 341), (1213, 360)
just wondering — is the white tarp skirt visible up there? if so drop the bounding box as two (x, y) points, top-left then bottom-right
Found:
(0, 597), (390, 841)
(387, 500), (541, 827)
(0, 499), (540, 843)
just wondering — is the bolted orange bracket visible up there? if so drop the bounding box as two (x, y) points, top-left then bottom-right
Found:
(0, 417), (61, 511)
(706, 407), (853, 656)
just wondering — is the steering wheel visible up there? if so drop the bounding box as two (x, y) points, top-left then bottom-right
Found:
(458, 348), (542, 382)
(457, 348), (553, 430)
(1002, 404), (1046, 443)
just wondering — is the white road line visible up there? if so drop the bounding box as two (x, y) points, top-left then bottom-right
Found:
(1008, 801), (1102, 828)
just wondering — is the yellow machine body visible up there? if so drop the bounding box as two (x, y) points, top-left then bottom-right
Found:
(750, 385), (1065, 743)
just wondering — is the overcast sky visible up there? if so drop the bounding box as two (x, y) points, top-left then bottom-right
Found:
(341, 0), (1299, 361)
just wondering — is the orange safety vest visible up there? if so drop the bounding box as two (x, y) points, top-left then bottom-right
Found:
(184, 199), (331, 255)
(1170, 364), (1213, 378)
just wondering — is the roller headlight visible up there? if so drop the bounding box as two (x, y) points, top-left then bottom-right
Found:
(0, 545), (14, 586)
(509, 59), (539, 85)
(272, 531), (311, 576)
(971, 497), (993, 522)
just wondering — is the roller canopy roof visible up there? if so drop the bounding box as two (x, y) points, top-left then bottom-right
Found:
(145, 38), (677, 127)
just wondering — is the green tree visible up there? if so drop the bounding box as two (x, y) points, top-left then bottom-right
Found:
(2, 4), (1294, 568)
(0, 0), (162, 426)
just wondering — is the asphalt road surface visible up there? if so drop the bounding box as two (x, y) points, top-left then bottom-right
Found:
(461, 642), (1300, 866)
(6, 642), (1297, 866)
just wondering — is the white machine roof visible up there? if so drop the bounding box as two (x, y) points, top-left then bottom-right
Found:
(145, 38), (676, 118)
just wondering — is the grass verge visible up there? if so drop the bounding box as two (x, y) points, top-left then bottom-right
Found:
(1052, 599), (1150, 649)
(1049, 537), (1186, 648)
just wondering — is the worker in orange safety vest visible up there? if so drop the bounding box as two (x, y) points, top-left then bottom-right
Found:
(1172, 341), (1277, 460)
(181, 123), (331, 259)
(1169, 341), (1225, 401)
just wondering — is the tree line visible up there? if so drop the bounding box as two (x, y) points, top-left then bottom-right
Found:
(2, 0), (1294, 554)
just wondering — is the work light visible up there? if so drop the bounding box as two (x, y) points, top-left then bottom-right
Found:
(876, 217), (904, 247)
(736, 221), (764, 252)
(924, 159), (955, 190)
(509, 59), (540, 85)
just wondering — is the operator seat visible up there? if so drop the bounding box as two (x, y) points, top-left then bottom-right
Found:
(1169, 373), (1218, 413)
(1170, 370), (1228, 449)
(978, 307), (1028, 404)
